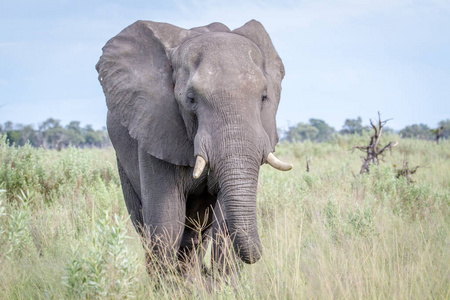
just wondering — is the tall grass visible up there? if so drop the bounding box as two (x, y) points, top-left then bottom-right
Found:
(0, 134), (448, 299)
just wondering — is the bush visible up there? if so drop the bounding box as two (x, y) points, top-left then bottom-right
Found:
(64, 212), (139, 299)
(0, 135), (119, 204)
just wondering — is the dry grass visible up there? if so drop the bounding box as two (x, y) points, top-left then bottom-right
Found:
(0, 134), (449, 299)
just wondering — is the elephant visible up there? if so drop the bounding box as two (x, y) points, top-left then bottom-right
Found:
(96, 19), (292, 274)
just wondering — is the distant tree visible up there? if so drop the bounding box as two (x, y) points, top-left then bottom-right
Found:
(309, 118), (335, 142)
(284, 122), (319, 142)
(83, 124), (94, 133)
(66, 121), (82, 133)
(282, 119), (335, 142)
(381, 126), (396, 135)
(83, 124), (109, 148)
(340, 117), (364, 135)
(399, 124), (433, 140)
(1, 119), (110, 149)
(19, 125), (38, 146)
(84, 125), (98, 147)
(6, 130), (21, 146)
(39, 118), (66, 149)
(66, 121), (85, 146)
(46, 127), (67, 149)
(2, 123), (39, 146)
(4, 121), (13, 132)
(39, 118), (61, 132)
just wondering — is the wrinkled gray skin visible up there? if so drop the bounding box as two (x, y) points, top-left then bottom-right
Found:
(96, 20), (285, 270)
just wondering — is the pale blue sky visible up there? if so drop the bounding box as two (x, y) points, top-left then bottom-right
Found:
(1, 0), (449, 131)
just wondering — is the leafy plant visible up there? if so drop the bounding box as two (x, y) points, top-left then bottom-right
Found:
(64, 212), (139, 299)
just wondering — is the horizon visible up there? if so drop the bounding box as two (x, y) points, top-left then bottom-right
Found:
(1, 115), (445, 133)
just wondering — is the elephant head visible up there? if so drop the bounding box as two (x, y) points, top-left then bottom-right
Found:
(96, 20), (291, 264)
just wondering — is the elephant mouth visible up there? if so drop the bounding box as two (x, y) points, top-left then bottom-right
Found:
(192, 152), (292, 179)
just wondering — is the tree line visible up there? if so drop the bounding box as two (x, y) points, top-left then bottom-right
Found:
(1, 117), (448, 149)
(281, 117), (449, 143)
(0, 118), (110, 149)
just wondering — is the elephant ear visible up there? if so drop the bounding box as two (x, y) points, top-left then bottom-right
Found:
(233, 20), (285, 151)
(96, 21), (200, 167)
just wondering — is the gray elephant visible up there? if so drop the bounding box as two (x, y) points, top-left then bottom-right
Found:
(96, 19), (292, 273)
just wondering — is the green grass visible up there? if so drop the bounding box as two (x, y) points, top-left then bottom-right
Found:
(0, 134), (449, 299)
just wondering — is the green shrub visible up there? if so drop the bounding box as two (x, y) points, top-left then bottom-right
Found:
(0, 191), (34, 260)
(0, 135), (119, 205)
(64, 212), (139, 299)
(323, 198), (342, 241)
(345, 206), (375, 237)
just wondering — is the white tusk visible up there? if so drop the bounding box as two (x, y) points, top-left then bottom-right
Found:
(193, 156), (207, 179)
(266, 153), (293, 171)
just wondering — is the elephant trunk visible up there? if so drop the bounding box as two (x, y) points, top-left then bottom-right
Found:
(219, 168), (262, 264)
(212, 133), (263, 264)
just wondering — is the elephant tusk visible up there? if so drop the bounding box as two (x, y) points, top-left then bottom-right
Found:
(193, 156), (207, 179)
(266, 153), (293, 171)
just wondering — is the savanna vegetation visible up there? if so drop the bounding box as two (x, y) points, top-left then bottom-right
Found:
(282, 117), (450, 143)
(0, 132), (449, 299)
(1, 118), (110, 149)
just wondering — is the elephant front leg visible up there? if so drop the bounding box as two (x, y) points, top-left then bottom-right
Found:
(177, 192), (216, 276)
(138, 149), (186, 273)
(177, 225), (212, 277)
(117, 158), (144, 237)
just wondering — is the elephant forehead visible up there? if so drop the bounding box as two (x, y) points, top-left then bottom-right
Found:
(182, 32), (263, 68)
(193, 60), (265, 90)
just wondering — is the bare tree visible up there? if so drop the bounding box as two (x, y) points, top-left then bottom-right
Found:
(395, 159), (419, 184)
(352, 112), (398, 174)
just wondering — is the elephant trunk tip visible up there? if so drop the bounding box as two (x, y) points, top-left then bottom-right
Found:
(235, 241), (262, 264)
(231, 232), (263, 264)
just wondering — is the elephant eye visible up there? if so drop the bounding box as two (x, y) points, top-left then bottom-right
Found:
(187, 91), (195, 104)
(261, 91), (268, 101)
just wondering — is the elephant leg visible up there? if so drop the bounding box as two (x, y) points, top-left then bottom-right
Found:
(177, 226), (211, 275)
(177, 192), (216, 274)
(210, 199), (241, 277)
(138, 149), (186, 271)
(117, 158), (144, 236)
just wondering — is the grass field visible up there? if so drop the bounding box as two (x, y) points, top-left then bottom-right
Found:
(0, 134), (449, 299)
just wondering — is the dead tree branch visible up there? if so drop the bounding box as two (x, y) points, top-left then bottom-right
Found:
(352, 112), (398, 174)
(395, 159), (419, 184)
